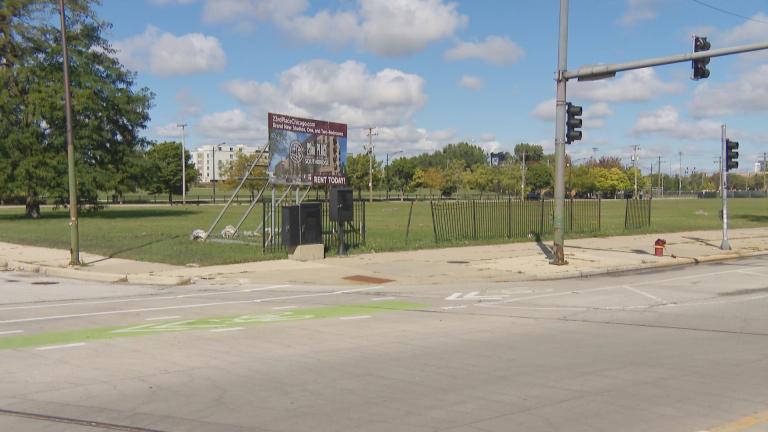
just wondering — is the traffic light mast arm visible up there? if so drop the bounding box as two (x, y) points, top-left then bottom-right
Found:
(564, 41), (768, 81)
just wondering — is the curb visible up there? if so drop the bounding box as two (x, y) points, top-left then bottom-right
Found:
(42, 266), (127, 283)
(2, 260), (190, 286)
(524, 249), (768, 281)
(127, 274), (191, 286)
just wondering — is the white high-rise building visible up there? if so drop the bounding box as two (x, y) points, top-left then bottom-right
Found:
(193, 144), (263, 183)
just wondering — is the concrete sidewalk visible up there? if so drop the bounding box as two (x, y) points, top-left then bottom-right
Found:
(1, 228), (767, 286)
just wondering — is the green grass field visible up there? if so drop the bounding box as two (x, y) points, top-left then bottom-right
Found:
(0, 198), (766, 266)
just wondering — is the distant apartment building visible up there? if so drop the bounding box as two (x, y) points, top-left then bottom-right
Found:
(755, 160), (766, 174)
(193, 144), (266, 183)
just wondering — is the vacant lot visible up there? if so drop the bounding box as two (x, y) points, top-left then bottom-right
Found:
(0, 198), (765, 265)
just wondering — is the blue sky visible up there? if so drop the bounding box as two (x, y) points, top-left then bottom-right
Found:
(96, 0), (768, 175)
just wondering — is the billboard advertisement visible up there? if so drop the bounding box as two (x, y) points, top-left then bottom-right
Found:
(268, 113), (347, 185)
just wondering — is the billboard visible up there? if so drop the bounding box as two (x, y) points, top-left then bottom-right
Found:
(268, 113), (347, 185)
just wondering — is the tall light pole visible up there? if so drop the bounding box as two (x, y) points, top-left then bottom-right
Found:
(678, 151), (683, 197)
(385, 150), (404, 200)
(366, 127), (377, 204)
(177, 123), (187, 205)
(59, 0), (79, 266)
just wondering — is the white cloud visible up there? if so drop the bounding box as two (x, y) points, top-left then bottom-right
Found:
(458, 75), (483, 91)
(690, 65), (768, 118)
(531, 99), (555, 121)
(619, 0), (657, 26)
(148, 0), (196, 5)
(214, 0), (466, 56)
(531, 100), (612, 128)
(202, 0), (307, 31)
(722, 12), (768, 45)
(154, 123), (184, 138)
(354, 124), (456, 155)
(570, 69), (683, 103)
(223, 60), (427, 128)
(197, 109), (266, 142)
(176, 88), (204, 119)
(113, 26), (226, 76)
(444, 36), (525, 66)
(632, 105), (721, 140)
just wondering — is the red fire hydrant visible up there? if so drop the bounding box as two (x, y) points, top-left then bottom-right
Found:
(654, 239), (666, 257)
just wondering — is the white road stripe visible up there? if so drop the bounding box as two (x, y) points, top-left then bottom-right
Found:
(145, 315), (181, 321)
(209, 327), (244, 333)
(0, 284), (292, 312)
(272, 306), (296, 310)
(372, 297), (395, 301)
(340, 315), (371, 320)
(36, 343), (86, 351)
(623, 285), (667, 304)
(0, 330), (24, 335)
(441, 305), (467, 310)
(0, 285), (383, 325)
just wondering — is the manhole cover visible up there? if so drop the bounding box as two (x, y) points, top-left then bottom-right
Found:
(342, 275), (395, 284)
(31, 281), (60, 285)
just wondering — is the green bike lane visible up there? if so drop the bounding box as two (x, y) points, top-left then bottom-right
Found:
(0, 300), (425, 351)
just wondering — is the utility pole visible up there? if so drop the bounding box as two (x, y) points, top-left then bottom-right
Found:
(59, 0), (79, 266)
(631, 145), (639, 197)
(658, 156), (663, 197)
(177, 124), (188, 205)
(720, 125), (730, 250)
(366, 127), (376, 204)
(551, 0), (569, 265)
(678, 151), (683, 197)
(521, 151), (527, 198)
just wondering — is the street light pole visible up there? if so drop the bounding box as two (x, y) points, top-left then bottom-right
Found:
(678, 151), (683, 197)
(631, 145), (639, 197)
(552, 0), (569, 265)
(178, 123), (187, 205)
(58, 0), (79, 266)
(366, 127), (376, 204)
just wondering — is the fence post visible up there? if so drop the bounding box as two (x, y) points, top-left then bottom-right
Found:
(361, 200), (366, 245)
(430, 201), (438, 242)
(598, 197), (602, 232)
(539, 198), (545, 235)
(569, 198), (574, 232)
(624, 198), (629, 229)
(261, 198), (266, 252)
(648, 197), (652, 226)
(472, 200), (477, 240)
(405, 200), (414, 245)
(507, 199), (512, 239)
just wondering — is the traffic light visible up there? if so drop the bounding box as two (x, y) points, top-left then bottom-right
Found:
(566, 102), (583, 144)
(692, 36), (711, 80)
(725, 139), (739, 171)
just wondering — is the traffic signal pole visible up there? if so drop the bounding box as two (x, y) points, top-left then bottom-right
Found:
(550, 3), (768, 264)
(552, 0), (569, 265)
(720, 125), (730, 251)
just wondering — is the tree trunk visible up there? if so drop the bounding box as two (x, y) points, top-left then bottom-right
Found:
(25, 191), (40, 219)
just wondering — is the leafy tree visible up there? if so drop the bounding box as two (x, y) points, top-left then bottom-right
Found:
(220, 152), (268, 200)
(514, 143), (544, 163)
(345, 153), (381, 198)
(419, 167), (446, 199)
(146, 142), (197, 204)
(441, 160), (465, 197)
(0, 0), (153, 217)
(386, 157), (416, 200)
(494, 165), (521, 196)
(442, 142), (487, 169)
(570, 165), (597, 196)
(594, 167), (631, 196)
(464, 164), (495, 198)
(526, 162), (553, 193)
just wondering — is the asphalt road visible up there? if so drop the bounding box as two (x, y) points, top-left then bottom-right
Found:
(1, 257), (767, 431)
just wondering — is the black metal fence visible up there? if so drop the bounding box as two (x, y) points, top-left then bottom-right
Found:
(430, 199), (601, 243)
(624, 198), (652, 230)
(262, 199), (366, 253)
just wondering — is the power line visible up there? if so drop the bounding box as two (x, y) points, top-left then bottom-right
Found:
(690, 0), (768, 25)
